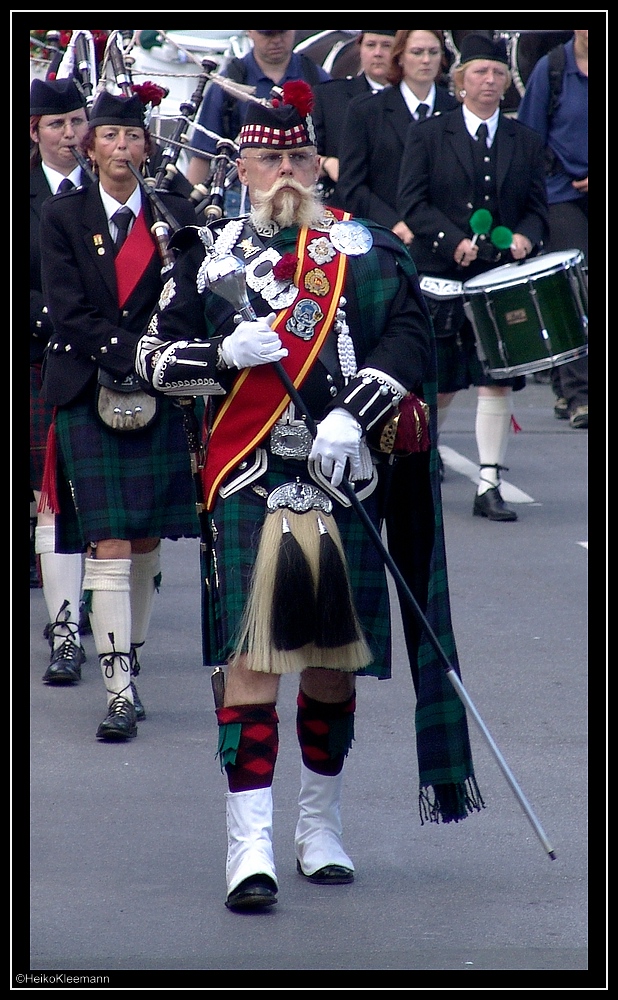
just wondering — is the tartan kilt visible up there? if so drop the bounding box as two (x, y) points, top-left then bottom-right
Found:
(30, 364), (55, 490)
(204, 454), (392, 678)
(436, 321), (526, 394)
(54, 392), (203, 553)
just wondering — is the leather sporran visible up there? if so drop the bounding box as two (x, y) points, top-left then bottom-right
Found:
(96, 369), (159, 433)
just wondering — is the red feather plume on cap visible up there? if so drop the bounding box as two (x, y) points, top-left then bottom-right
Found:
(281, 80), (314, 117)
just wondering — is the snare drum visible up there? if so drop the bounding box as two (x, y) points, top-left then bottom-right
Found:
(462, 250), (588, 379)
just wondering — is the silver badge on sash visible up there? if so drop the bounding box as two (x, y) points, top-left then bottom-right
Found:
(329, 221), (373, 256)
(285, 299), (324, 340)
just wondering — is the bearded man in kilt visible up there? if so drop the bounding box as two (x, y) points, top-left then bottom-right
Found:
(136, 81), (484, 911)
(39, 91), (201, 742)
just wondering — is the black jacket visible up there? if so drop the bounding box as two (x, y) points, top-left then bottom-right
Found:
(336, 84), (459, 228)
(396, 106), (549, 276)
(40, 183), (197, 406)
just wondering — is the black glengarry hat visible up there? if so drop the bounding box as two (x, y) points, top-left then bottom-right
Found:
(238, 80), (316, 148)
(30, 77), (86, 116)
(458, 33), (509, 66)
(88, 91), (146, 129)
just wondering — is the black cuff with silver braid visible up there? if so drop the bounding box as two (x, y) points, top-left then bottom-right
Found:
(151, 340), (228, 397)
(136, 316), (228, 397)
(331, 368), (407, 434)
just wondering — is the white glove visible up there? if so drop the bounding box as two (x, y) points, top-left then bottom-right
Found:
(219, 312), (288, 369)
(309, 408), (363, 488)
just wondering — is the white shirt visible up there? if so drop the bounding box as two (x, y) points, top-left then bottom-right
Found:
(399, 81), (437, 120)
(98, 184), (142, 243)
(41, 163), (82, 194)
(462, 105), (500, 147)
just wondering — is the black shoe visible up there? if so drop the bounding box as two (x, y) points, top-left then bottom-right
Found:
(42, 639), (85, 684)
(296, 860), (354, 884)
(225, 875), (278, 910)
(96, 696), (137, 741)
(473, 487), (518, 522)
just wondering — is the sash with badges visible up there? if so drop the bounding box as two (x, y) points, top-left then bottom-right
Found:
(202, 210), (374, 510)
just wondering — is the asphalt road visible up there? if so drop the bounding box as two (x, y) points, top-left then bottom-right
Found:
(21, 378), (597, 986)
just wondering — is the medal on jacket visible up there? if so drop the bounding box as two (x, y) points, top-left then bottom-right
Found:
(329, 221), (373, 256)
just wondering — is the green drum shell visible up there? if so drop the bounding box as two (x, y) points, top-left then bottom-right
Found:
(463, 259), (588, 379)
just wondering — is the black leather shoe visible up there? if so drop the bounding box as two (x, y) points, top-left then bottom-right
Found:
(296, 860), (354, 884)
(42, 639), (85, 684)
(473, 487), (518, 522)
(96, 696), (137, 741)
(130, 681), (146, 720)
(225, 875), (278, 910)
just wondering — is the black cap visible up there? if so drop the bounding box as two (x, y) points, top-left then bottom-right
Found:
(88, 92), (145, 129)
(30, 78), (86, 116)
(239, 80), (315, 148)
(360, 30), (397, 36)
(458, 33), (509, 67)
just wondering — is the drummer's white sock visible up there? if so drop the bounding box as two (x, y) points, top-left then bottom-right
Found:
(475, 395), (512, 494)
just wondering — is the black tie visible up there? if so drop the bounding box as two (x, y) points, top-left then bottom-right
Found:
(476, 122), (489, 147)
(416, 103), (429, 121)
(112, 207), (134, 252)
(57, 178), (74, 194)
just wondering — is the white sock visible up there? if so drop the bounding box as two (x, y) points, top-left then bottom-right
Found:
(82, 557), (133, 704)
(475, 395), (512, 495)
(130, 544), (161, 648)
(35, 525), (83, 649)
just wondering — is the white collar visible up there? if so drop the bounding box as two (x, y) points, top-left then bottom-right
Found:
(462, 105), (500, 144)
(41, 162), (82, 194)
(98, 183), (142, 222)
(399, 80), (436, 117)
(363, 72), (387, 93)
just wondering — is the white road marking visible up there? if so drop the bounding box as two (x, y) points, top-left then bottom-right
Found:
(439, 445), (535, 503)
(577, 542), (588, 550)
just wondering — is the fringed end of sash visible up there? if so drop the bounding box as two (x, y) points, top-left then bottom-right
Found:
(82, 590), (93, 615)
(38, 414), (60, 515)
(418, 777), (486, 825)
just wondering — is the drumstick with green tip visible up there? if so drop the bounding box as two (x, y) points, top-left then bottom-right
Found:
(491, 225), (516, 251)
(469, 209), (493, 246)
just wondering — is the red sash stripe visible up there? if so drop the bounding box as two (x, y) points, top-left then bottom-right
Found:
(115, 208), (156, 308)
(203, 212), (351, 509)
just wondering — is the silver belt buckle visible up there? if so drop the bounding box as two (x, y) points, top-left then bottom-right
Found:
(270, 418), (313, 460)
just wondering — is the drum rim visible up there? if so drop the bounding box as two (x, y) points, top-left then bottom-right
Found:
(463, 249), (584, 292)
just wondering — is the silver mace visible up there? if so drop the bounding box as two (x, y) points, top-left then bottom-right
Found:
(201, 250), (557, 861)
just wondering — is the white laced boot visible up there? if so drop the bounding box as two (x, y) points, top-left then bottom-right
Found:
(225, 787), (278, 909)
(295, 763), (354, 883)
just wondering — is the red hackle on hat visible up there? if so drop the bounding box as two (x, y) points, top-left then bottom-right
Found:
(281, 80), (314, 118)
